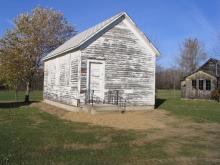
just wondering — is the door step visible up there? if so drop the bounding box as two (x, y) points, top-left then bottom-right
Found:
(82, 104), (125, 114)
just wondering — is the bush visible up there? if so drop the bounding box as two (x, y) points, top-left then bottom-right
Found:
(211, 89), (220, 102)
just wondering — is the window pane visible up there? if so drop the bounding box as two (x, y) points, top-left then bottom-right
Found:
(199, 80), (204, 90)
(192, 80), (196, 89)
(206, 80), (211, 90)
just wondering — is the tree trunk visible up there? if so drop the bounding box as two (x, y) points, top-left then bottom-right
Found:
(25, 81), (30, 103)
(15, 88), (18, 102)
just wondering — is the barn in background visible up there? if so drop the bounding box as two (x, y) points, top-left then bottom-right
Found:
(181, 58), (220, 99)
(43, 12), (159, 111)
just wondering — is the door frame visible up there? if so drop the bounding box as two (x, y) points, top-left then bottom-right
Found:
(86, 59), (105, 100)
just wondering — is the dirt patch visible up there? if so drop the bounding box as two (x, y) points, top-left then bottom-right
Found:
(28, 115), (45, 126)
(63, 143), (106, 150)
(39, 143), (106, 153)
(32, 102), (178, 130)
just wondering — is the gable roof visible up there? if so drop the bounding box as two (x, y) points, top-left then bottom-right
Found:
(183, 58), (220, 80)
(199, 58), (220, 69)
(185, 70), (217, 80)
(44, 12), (160, 61)
(199, 58), (220, 77)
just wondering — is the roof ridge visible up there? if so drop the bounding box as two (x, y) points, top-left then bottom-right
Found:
(44, 11), (160, 61)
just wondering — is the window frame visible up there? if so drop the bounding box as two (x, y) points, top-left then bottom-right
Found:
(192, 80), (197, 89)
(206, 79), (211, 91)
(199, 80), (204, 90)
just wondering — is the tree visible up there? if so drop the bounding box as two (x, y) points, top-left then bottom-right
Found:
(0, 7), (76, 102)
(156, 64), (181, 90)
(0, 31), (25, 100)
(178, 38), (207, 77)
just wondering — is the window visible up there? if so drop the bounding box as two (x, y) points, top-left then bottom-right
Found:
(206, 80), (211, 90)
(199, 80), (204, 90)
(192, 80), (197, 89)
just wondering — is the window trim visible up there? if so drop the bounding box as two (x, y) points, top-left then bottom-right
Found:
(206, 79), (211, 91)
(192, 80), (197, 89)
(199, 80), (204, 90)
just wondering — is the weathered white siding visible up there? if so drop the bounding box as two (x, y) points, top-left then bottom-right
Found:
(44, 50), (81, 105)
(80, 18), (156, 106)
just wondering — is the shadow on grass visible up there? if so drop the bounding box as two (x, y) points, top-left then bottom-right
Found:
(0, 101), (39, 109)
(155, 98), (166, 109)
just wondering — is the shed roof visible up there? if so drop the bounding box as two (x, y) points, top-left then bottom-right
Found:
(44, 12), (160, 61)
(199, 58), (220, 69)
(182, 58), (220, 80)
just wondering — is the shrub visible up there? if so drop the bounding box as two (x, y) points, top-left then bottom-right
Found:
(211, 89), (220, 102)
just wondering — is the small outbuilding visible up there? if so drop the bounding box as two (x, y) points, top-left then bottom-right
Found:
(43, 12), (159, 111)
(181, 58), (220, 99)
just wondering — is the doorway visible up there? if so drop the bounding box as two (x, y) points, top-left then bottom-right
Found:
(87, 60), (105, 101)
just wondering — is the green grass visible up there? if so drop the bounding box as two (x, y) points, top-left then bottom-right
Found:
(156, 90), (220, 123)
(0, 106), (219, 164)
(1, 89), (219, 123)
(0, 90), (220, 164)
(0, 107), (166, 164)
(0, 90), (43, 102)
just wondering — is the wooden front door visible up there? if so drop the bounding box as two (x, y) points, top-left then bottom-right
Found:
(88, 62), (105, 100)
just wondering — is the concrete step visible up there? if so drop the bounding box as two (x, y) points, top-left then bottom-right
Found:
(81, 103), (126, 114)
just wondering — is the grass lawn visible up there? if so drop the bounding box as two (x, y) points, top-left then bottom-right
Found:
(0, 90), (220, 164)
(156, 90), (220, 123)
(0, 90), (42, 102)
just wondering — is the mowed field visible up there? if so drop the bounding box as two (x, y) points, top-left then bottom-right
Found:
(0, 90), (220, 165)
(0, 90), (42, 102)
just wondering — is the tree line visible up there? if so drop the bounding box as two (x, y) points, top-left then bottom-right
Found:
(156, 38), (208, 89)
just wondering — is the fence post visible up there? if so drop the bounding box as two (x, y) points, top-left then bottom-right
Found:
(92, 90), (94, 106)
(85, 91), (87, 104)
(116, 90), (119, 105)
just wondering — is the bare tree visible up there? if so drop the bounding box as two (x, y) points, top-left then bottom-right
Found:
(156, 64), (182, 90)
(178, 38), (207, 76)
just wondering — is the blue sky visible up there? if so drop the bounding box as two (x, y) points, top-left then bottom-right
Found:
(0, 0), (219, 67)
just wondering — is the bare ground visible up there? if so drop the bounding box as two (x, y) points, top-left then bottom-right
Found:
(31, 102), (178, 130)
(31, 102), (220, 133)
